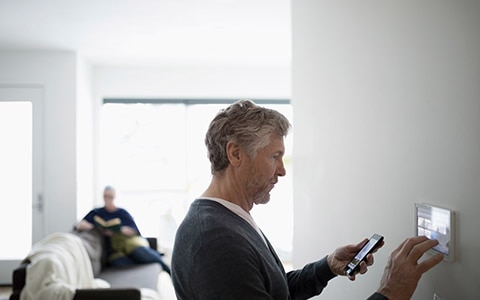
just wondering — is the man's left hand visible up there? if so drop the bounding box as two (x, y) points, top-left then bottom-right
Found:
(327, 238), (384, 281)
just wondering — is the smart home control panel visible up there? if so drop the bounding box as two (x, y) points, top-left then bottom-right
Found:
(415, 203), (455, 262)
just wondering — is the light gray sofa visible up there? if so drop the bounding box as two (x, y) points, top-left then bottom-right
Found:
(10, 229), (161, 300)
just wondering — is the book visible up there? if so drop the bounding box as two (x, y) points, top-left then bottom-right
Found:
(93, 215), (122, 231)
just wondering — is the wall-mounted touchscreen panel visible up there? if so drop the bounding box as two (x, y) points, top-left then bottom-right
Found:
(415, 202), (455, 262)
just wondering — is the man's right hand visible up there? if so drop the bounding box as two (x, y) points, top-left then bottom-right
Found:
(377, 236), (444, 300)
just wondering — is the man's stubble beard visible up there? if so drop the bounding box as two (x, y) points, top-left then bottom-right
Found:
(246, 165), (271, 206)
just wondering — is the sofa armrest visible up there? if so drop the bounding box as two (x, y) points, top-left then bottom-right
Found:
(10, 260), (30, 300)
(145, 237), (157, 250)
(10, 263), (144, 300)
(146, 237), (166, 256)
(73, 288), (141, 300)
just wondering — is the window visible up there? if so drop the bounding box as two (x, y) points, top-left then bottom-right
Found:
(99, 100), (293, 262)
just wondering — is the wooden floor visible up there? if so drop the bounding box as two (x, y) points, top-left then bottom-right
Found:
(0, 286), (11, 299)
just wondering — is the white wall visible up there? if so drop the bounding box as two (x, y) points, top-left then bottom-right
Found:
(292, 1), (480, 299)
(93, 65), (291, 99)
(76, 57), (95, 219)
(0, 51), (78, 235)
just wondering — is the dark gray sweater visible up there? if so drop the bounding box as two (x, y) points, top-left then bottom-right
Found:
(171, 199), (388, 300)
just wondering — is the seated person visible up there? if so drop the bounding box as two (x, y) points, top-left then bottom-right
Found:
(76, 185), (171, 275)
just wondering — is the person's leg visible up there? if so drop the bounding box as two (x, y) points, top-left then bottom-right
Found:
(129, 246), (171, 275)
(109, 255), (136, 267)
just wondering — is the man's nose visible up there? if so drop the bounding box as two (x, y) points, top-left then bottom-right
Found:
(277, 160), (286, 177)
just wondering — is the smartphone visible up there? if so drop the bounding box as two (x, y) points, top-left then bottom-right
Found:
(344, 233), (384, 276)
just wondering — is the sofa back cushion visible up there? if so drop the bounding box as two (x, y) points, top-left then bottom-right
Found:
(72, 228), (106, 277)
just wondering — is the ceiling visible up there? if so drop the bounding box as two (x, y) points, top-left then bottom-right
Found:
(0, 0), (291, 67)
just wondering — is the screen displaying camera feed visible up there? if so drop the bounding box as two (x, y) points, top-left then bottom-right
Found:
(415, 203), (453, 260)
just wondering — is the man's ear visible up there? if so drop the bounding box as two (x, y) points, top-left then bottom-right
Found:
(226, 141), (242, 167)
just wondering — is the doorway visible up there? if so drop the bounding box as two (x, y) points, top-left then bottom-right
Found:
(0, 86), (43, 284)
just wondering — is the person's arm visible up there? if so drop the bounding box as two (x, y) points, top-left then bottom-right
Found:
(75, 210), (97, 231)
(324, 236), (443, 300)
(117, 208), (141, 236)
(375, 236), (443, 300)
(286, 256), (336, 299)
(326, 238), (383, 280)
(75, 219), (94, 231)
(282, 238), (381, 299)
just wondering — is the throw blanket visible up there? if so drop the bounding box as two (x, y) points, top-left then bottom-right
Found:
(20, 232), (110, 300)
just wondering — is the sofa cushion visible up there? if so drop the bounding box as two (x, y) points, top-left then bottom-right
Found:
(98, 263), (161, 291)
(72, 229), (106, 277)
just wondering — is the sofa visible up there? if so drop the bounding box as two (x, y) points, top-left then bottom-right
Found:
(10, 229), (163, 300)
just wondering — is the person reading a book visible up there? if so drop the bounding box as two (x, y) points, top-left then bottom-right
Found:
(76, 186), (171, 275)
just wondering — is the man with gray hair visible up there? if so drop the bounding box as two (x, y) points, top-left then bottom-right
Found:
(171, 100), (442, 299)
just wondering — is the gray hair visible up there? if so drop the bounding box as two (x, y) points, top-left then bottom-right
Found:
(205, 100), (291, 174)
(104, 185), (116, 194)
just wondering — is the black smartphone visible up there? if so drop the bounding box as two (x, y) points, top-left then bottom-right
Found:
(344, 233), (384, 276)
